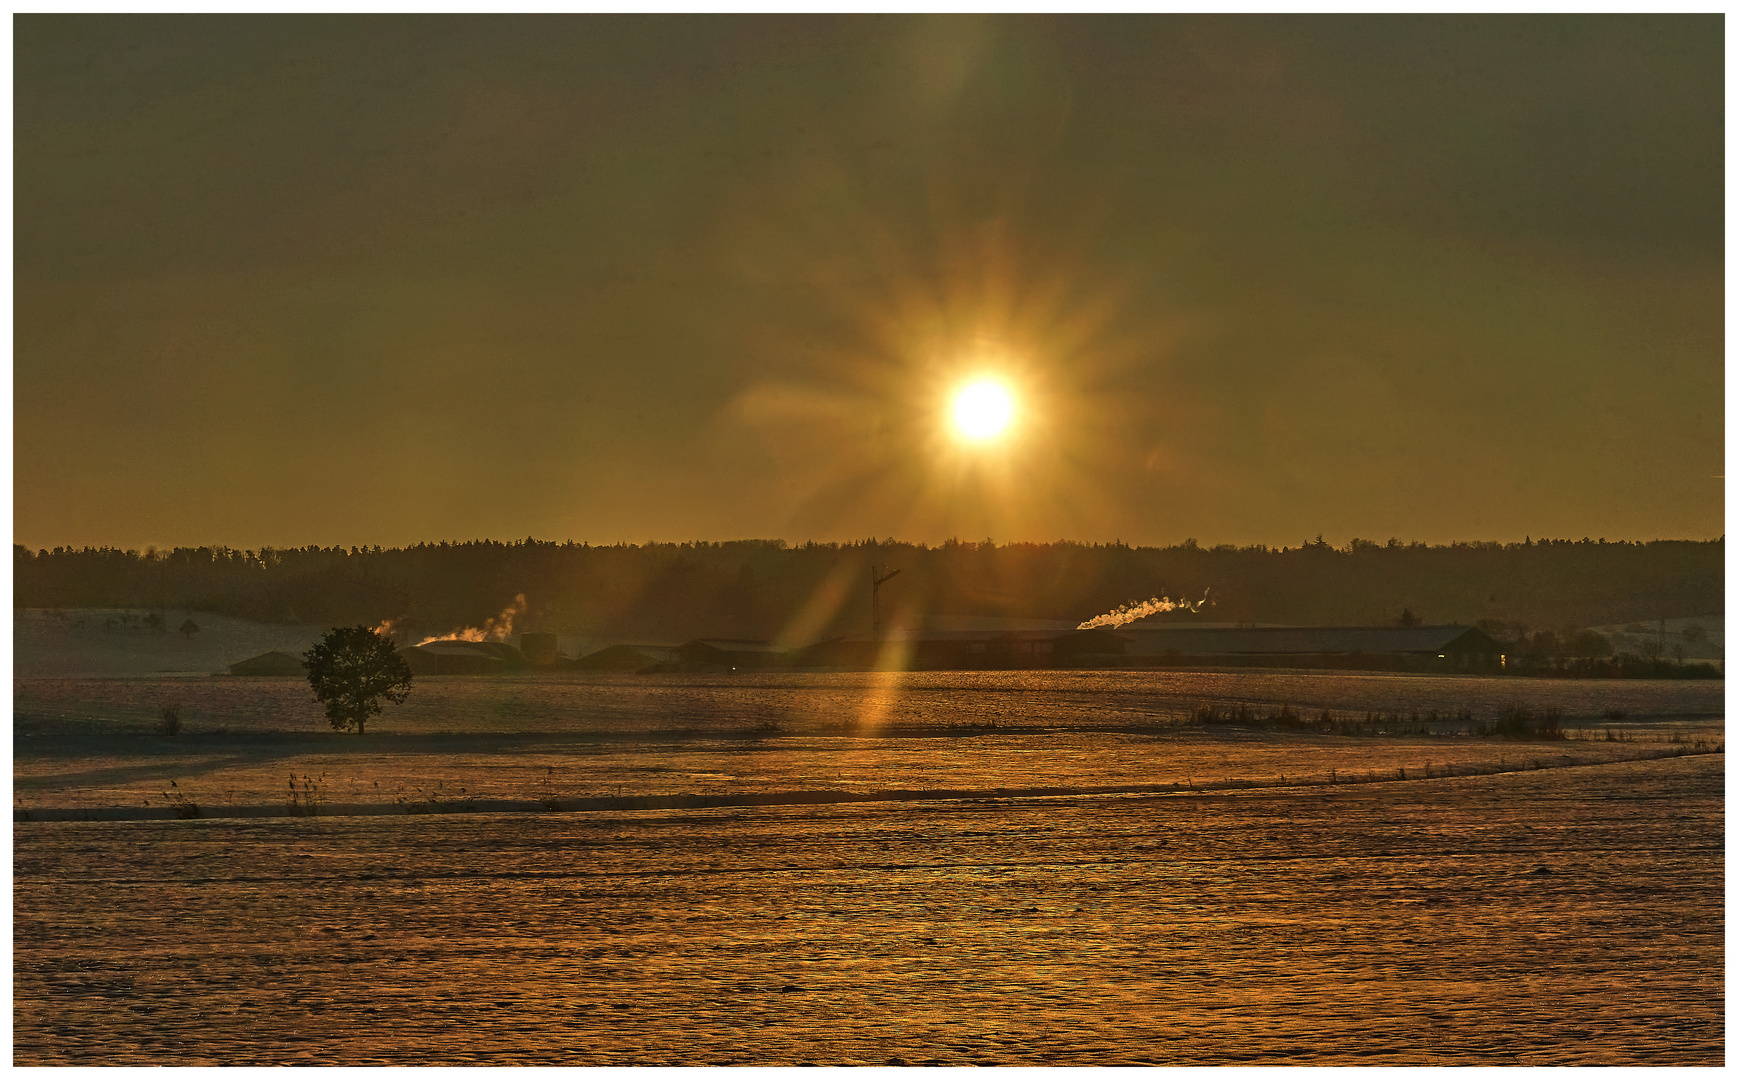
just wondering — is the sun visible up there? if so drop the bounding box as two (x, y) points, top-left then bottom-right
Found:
(950, 378), (1016, 442)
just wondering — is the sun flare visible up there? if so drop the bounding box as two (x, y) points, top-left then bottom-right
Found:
(950, 378), (1016, 442)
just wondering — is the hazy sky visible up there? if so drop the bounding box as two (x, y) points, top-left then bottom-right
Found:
(14, 15), (1723, 551)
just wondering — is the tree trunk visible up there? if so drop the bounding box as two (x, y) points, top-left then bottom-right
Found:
(357, 718), (366, 735)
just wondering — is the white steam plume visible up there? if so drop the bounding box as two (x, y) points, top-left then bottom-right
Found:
(1076, 588), (1211, 630)
(416, 594), (528, 646)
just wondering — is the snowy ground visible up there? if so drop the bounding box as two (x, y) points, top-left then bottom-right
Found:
(13, 669), (1724, 1064)
(14, 753), (1723, 1065)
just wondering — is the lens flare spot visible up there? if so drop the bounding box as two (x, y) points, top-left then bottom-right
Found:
(951, 379), (1016, 441)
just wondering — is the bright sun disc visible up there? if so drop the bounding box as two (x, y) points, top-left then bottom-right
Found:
(951, 379), (1016, 441)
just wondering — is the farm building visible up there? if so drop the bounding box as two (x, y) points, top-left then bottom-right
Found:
(518, 632), (562, 665)
(675, 639), (793, 669)
(226, 650), (307, 676)
(1115, 624), (1504, 671)
(402, 640), (529, 675)
(574, 643), (680, 671)
(800, 628), (1128, 670)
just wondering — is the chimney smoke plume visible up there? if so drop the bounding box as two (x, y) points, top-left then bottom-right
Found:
(1076, 589), (1211, 630)
(416, 593), (528, 647)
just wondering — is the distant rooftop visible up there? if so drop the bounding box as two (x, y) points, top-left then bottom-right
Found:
(1117, 624), (1499, 656)
(683, 639), (791, 654)
(896, 615), (1076, 633)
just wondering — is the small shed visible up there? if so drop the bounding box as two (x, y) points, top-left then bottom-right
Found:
(226, 650), (307, 676)
(575, 644), (679, 671)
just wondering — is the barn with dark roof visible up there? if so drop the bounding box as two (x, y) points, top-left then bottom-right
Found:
(1116, 624), (1504, 671)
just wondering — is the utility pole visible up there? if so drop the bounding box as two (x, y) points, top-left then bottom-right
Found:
(871, 565), (901, 640)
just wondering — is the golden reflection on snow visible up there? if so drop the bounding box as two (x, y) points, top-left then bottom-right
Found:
(13, 754), (1724, 1066)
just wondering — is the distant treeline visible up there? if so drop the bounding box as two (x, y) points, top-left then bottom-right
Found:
(12, 536), (1723, 645)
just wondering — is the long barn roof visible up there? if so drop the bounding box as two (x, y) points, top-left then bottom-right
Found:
(824, 628), (1126, 645)
(1116, 625), (1500, 656)
(682, 639), (792, 654)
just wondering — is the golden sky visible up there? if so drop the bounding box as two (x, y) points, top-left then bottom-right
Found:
(14, 15), (1723, 550)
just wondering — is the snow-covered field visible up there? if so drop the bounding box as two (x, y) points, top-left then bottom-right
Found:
(13, 668), (1724, 1064)
(14, 608), (330, 678)
(15, 753), (1723, 1065)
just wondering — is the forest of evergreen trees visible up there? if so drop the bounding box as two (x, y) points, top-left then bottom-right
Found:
(12, 536), (1722, 647)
